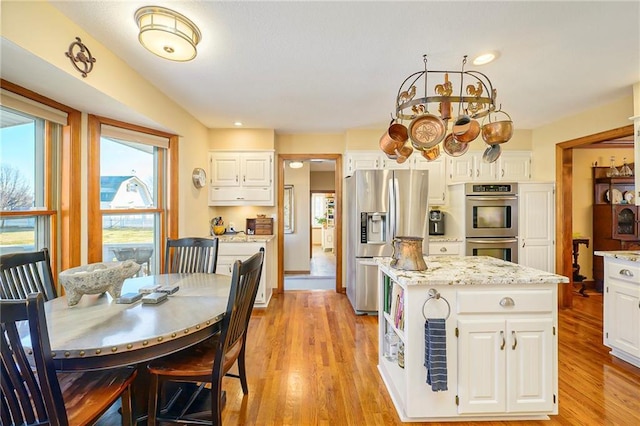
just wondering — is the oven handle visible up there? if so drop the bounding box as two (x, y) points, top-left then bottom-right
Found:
(466, 196), (518, 201)
(467, 238), (519, 244)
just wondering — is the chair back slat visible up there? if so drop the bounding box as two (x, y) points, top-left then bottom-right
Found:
(1, 294), (68, 426)
(165, 237), (219, 274)
(218, 248), (264, 365)
(0, 249), (57, 301)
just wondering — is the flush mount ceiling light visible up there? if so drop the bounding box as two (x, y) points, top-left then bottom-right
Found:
(135, 6), (202, 62)
(289, 161), (304, 169)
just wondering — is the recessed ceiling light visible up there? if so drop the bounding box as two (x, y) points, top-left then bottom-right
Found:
(289, 161), (303, 169)
(233, 121), (243, 126)
(472, 51), (499, 66)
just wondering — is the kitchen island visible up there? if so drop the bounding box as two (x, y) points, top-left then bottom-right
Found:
(594, 251), (640, 368)
(377, 255), (568, 422)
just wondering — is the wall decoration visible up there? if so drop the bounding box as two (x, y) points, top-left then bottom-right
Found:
(65, 37), (96, 78)
(284, 185), (294, 233)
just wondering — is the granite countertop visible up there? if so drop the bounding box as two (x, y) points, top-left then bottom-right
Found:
(428, 237), (463, 243)
(377, 255), (569, 286)
(215, 234), (275, 243)
(594, 250), (640, 263)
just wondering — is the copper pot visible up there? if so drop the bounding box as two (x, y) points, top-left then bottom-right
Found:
(390, 236), (427, 271)
(452, 114), (471, 136)
(380, 121), (409, 155)
(408, 113), (446, 150)
(453, 119), (480, 143)
(481, 111), (513, 145)
(385, 145), (413, 164)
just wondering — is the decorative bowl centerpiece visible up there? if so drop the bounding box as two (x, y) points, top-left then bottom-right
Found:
(59, 260), (141, 306)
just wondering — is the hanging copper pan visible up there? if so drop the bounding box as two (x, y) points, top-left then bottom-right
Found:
(408, 113), (446, 150)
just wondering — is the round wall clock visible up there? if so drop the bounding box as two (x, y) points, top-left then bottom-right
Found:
(192, 167), (206, 188)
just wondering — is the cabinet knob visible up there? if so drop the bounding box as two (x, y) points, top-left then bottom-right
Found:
(500, 297), (515, 307)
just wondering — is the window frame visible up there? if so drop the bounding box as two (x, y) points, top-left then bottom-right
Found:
(87, 115), (178, 271)
(0, 79), (82, 282)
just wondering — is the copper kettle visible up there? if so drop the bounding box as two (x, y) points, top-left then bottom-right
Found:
(390, 236), (427, 271)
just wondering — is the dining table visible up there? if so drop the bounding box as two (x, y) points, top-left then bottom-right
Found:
(22, 272), (232, 422)
(38, 273), (231, 371)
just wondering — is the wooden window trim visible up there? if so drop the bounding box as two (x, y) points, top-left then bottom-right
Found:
(0, 79), (81, 277)
(87, 115), (178, 269)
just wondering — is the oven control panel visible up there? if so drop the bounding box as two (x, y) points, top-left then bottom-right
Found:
(466, 183), (517, 196)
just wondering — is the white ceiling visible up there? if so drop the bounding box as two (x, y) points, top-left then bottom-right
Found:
(4, 1), (640, 134)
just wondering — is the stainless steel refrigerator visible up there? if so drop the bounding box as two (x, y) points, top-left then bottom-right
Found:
(345, 169), (429, 314)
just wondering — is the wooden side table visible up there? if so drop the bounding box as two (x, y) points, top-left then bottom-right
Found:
(572, 238), (589, 297)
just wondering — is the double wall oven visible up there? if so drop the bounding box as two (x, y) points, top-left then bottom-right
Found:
(465, 183), (518, 263)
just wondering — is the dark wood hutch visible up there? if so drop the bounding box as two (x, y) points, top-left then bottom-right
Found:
(592, 164), (640, 291)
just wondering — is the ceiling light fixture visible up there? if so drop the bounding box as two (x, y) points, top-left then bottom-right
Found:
(135, 6), (202, 62)
(233, 121), (243, 126)
(289, 161), (304, 169)
(472, 51), (499, 66)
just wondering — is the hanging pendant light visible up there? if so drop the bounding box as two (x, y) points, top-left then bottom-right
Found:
(135, 6), (202, 62)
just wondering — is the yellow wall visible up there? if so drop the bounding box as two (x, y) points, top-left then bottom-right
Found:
(530, 95), (634, 181)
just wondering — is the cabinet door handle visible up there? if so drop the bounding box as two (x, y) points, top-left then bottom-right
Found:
(619, 269), (634, 277)
(500, 297), (515, 307)
(235, 175), (239, 182)
(522, 241), (526, 248)
(243, 175), (246, 182)
(501, 169), (505, 177)
(476, 169), (479, 177)
(440, 247), (447, 252)
(511, 330), (517, 350)
(500, 331), (505, 350)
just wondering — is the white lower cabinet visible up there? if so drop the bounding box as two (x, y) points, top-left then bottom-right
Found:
(603, 257), (640, 367)
(321, 227), (334, 251)
(378, 271), (558, 421)
(457, 317), (554, 414)
(217, 238), (275, 307)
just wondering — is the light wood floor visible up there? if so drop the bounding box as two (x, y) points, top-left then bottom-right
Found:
(102, 288), (640, 425)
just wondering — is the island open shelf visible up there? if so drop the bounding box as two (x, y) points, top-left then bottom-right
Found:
(377, 255), (569, 422)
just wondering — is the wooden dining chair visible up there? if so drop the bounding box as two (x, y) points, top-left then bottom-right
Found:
(0, 293), (138, 426)
(0, 248), (57, 301)
(147, 248), (265, 425)
(165, 237), (219, 274)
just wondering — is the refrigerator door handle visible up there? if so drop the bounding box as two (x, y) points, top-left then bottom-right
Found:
(388, 176), (395, 240)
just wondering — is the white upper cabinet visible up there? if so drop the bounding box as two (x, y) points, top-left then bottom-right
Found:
(448, 151), (531, 183)
(344, 151), (410, 175)
(413, 156), (447, 205)
(208, 151), (274, 206)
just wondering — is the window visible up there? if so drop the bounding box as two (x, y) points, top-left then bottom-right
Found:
(0, 104), (58, 259)
(88, 116), (178, 274)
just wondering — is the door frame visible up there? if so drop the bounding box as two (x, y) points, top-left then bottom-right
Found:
(277, 154), (343, 294)
(555, 124), (634, 308)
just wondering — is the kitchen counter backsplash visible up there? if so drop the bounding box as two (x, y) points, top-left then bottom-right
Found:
(594, 250), (640, 263)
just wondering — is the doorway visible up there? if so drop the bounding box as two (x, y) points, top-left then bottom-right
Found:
(277, 154), (343, 294)
(556, 124), (634, 308)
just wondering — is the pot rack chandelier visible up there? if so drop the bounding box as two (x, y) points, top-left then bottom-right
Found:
(381, 55), (514, 164)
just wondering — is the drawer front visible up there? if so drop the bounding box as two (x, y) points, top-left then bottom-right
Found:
(429, 242), (461, 256)
(457, 289), (553, 314)
(219, 242), (264, 256)
(607, 259), (640, 285)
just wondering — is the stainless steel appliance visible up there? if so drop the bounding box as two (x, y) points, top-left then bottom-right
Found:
(428, 210), (445, 236)
(465, 183), (518, 263)
(346, 169), (429, 314)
